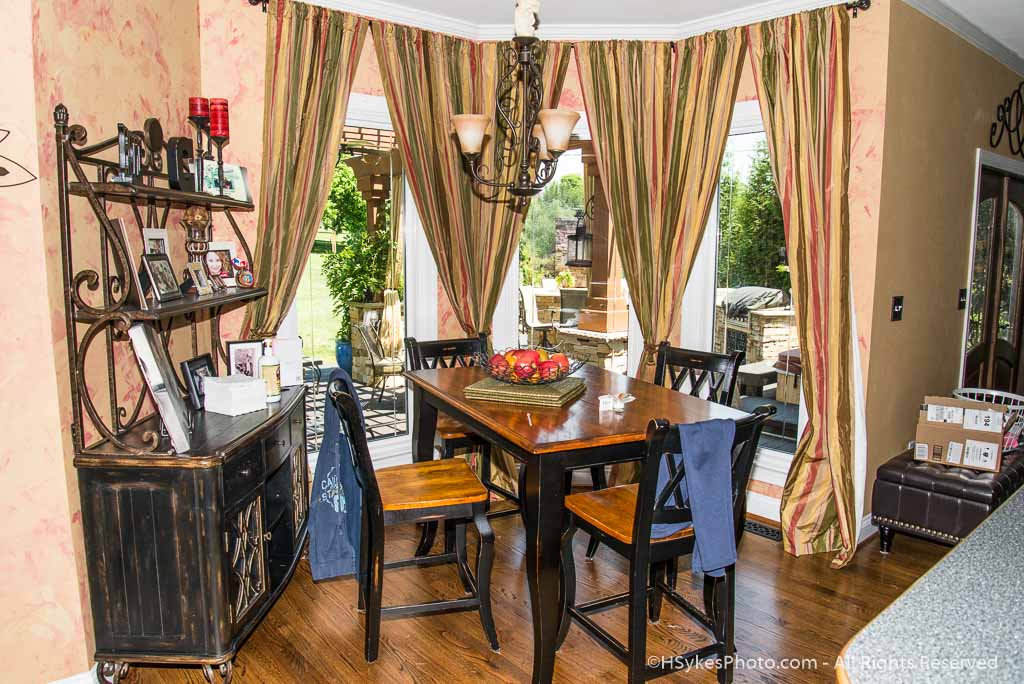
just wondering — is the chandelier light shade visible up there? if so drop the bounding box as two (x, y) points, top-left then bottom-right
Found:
(452, 1), (579, 204)
(452, 114), (491, 155)
(537, 108), (579, 153)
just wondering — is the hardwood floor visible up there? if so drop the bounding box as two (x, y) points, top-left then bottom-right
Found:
(135, 514), (945, 683)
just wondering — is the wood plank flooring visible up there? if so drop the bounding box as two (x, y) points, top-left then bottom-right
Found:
(135, 515), (945, 683)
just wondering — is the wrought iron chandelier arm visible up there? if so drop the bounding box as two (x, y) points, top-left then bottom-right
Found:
(466, 156), (514, 191)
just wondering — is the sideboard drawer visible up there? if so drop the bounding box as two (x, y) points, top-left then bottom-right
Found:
(223, 446), (263, 506)
(264, 419), (292, 473)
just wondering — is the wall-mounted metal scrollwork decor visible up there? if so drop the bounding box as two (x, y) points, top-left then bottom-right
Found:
(991, 81), (1024, 160)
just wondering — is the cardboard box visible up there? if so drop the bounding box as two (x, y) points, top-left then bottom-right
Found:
(205, 375), (267, 416)
(914, 396), (1005, 472)
(776, 370), (801, 405)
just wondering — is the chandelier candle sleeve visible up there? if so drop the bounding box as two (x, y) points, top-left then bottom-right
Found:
(452, 114), (491, 156)
(537, 108), (579, 153)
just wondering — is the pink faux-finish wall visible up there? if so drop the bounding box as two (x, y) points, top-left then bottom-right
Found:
(2, 0), (203, 680)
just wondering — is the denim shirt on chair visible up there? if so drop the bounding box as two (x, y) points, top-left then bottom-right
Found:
(308, 369), (365, 581)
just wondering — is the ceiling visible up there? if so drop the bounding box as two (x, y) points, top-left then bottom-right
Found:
(327, 0), (1024, 73)
(930, 0), (1024, 68)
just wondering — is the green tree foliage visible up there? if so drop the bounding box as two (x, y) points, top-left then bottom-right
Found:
(319, 157), (393, 340)
(716, 142), (790, 292)
(519, 174), (584, 285)
(321, 157), (367, 236)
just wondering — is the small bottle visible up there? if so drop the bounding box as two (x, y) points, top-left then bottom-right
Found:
(260, 339), (281, 403)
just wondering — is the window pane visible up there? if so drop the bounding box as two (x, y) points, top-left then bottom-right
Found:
(714, 134), (797, 454)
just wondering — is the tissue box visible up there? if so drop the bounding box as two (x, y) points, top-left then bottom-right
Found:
(204, 375), (267, 416)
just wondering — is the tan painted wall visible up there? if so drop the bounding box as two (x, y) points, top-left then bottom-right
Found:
(865, 0), (1023, 506)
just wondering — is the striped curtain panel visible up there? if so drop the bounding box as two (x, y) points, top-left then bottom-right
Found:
(242, 2), (367, 338)
(374, 24), (570, 493)
(374, 23), (571, 336)
(575, 30), (746, 381)
(747, 7), (857, 567)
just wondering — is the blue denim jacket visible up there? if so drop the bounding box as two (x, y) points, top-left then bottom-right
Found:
(308, 369), (364, 581)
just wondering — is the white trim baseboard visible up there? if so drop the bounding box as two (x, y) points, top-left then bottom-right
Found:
(859, 513), (878, 542)
(746, 490), (782, 523)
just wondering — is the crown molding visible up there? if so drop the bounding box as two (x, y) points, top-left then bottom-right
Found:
(902, 0), (1024, 77)
(310, 0), (844, 41)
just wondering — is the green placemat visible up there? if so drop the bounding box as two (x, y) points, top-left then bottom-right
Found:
(464, 376), (585, 407)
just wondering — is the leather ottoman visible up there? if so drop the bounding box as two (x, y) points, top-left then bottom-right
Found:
(871, 449), (1024, 552)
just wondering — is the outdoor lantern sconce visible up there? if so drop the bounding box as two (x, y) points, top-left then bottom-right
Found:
(566, 200), (594, 268)
(452, 1), (580, 205)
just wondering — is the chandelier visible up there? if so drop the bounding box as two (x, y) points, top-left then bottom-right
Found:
(452, 1), (579, 203)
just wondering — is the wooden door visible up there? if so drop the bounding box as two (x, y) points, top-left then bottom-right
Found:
(964, 167), (1024, 390)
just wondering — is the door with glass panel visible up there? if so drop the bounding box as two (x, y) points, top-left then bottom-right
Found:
(964, 165), (1024, 391)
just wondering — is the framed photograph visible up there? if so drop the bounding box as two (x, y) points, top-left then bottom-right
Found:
(206, 241), (237, 287)
(191, 161), (251, 203)
(127, 323), (192, 452)
(141, 253), (182, 302)
(227, 340), (263, 378)
(143, 227), (170, 255)
(185, 261), (213, 296)
(180, 353), (216, 410)
(112, 218), (149, 310)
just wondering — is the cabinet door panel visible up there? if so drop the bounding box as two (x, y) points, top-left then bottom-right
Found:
(225, 492), (268, 624)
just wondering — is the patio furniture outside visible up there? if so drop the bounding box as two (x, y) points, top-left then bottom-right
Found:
(355, 321), (405, 403)
(519, 285), (558, 347)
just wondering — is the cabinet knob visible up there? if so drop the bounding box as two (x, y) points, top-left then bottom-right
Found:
(263, 532), (273, 542)
(276, 439), (288, 448)
(238, 466), (252, 478)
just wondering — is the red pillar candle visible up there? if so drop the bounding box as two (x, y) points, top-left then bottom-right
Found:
(188, 97), (210, 118)
(209, 99), (229, 138)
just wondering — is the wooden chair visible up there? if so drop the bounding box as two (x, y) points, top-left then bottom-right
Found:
(557, 406), (774, 683)
(584, 343), (746, 561)
(329, 380), (499, 662)
(653, 342), (745, 407)
(405, 335), (521, 559)
(355, 321), (404, 404)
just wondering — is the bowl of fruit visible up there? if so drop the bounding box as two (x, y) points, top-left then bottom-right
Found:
(479, 347), (584, 385)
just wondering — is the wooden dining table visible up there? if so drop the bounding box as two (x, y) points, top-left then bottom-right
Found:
(404, 364), (747, 684)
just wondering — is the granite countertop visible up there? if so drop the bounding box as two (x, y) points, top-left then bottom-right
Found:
(840, 486), (1024, 682)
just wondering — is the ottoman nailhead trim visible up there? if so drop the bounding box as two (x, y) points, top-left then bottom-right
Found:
(872, 515), (961, 542)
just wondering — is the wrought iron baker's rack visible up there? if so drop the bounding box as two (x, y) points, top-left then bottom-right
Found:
(53, 104), (265, 458)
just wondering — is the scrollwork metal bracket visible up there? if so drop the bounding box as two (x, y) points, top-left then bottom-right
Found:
(991, 81), (1024, 160)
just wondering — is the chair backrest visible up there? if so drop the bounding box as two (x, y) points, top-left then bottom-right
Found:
(519, 286), (541, 327)
(356, 321), (386, 364)
(328, 379), (382, 523)
(653, 342), (745, 407)
(630, 405), (775, 555)
(405, 334), (488, 371)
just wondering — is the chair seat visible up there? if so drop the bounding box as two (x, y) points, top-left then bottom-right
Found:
(377, 357), (404, 371)
(376, 459), (488, 511)
(565, 484), (695, 545)
(436, 414), (473, 440)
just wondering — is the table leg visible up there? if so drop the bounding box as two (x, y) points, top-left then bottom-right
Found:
(410, 386), (439, 556)
(522, 454), (567, 683)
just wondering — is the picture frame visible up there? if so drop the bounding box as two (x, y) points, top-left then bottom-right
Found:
(112, 218), (149, 310)
(127, 323), (192, 452)
(206, 241), (238, 287)
(143, 227), (170, 255)
(185, 261), (213, 296)
(191, 161), (251, 203)
(227, 340), (263, 378)
(141, 252), (183, 302)
(180, 353), (216, 410)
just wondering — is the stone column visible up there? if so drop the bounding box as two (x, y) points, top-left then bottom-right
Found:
(577, 143), (629, 333)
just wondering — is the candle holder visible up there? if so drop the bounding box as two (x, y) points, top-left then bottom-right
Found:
(210, 136), (229, 197)
(187, 115), (210, 193)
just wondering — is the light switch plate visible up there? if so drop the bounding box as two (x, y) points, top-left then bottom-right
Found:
(891, 296), (904, 321)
